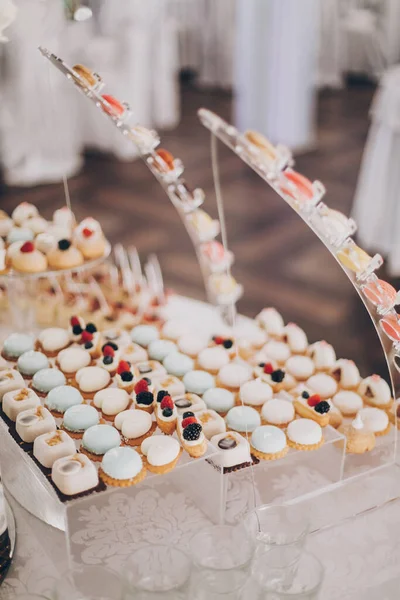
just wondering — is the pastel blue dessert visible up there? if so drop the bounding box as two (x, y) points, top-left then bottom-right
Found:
(63, 404), (99, 433)
(45, 385), (83, 414)
(7, 227), (34, 244)
(226, 405), (261, 433)
(101, 446), (143, 481)
(203, 387), (235, 414)
(148, 339), (177, 361)
(17, 351), (49, 376)
(3, 333), (34, 359)
(82, 424), (121, 456)
(130, 325), (159, 347)
(32, 368), (66, 394)
(163, 352), (194, 377)
(182, 370), (215, 395)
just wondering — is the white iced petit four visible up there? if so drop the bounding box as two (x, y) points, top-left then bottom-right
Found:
(282, 323), (308, 354)
(357, 407), (389, 435)
(52, 453), (99, 496)
(256, 308), (284, 338)
(196, 409), (227, 439)
(37, 328), (70, 355)
(155, 375), (185, 398)
(286, 418), (322, 449)
(307, 341), (336, 371)
(285, 355), (315, 381)
(33, 430), (76, 468)
(332, 390), (363, 416)
(16, 406), (56, 443)
(211, 431), (251, 468)
(57, 347), (91, 375)
(203, 387), (235, 414)
(93, 388), (131, 419)
(239, 378), (273, 407)
(330, 359), (360, 390)
(75, 366), (111, 394)
(358, 375), (392, 408)
(0, 369), (25, 400)
(2, 387), (40, 421)
(261, 398), (295, 427)
(217, 362), (252, 390)
(306, 373), (337, 399)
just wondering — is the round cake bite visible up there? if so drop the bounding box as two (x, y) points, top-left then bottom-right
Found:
(32, 368), (67, 397)
(17, 350), (49, 378)
(261, 398), (295, 428)
(306, 373), (337, 400)
(130, 325), (160, 347)
(330, 359), (360, 390)
(239, 378), (273, 408)
(286, 418), (323, 450)
(282, 323), (308, 354)
(62, 403), (100, 438)
(358, 375), (392, 409)
(93, 388), (131, 420)
(250, 425), (288, 460)
(183, 370), (215, 395)
(285, 355), (315, 381)
(357, 407), (390, 436)
(75, 366), (111, 399)
(217, 363), (252, 392)
(47, 239), (84, 270)
(261, 340), (291, 365)
(197, 346), (230, 374)
(148, 339), (177, 361)
(81, 424), (121, 460)
(11, 241), (47, 273)
(203, 387), (235, 415)
(225, 405), (261, 433)
(2, 333), (34, 361)
(57, 347), (91, 376)
(37, 327), (70, 357)
(307, 341), (336, 372)
(332, 390), (363, 417)
(141, 435), (181, 474)
(256, 308), (284, 338)
(100, 446), (146, 487)
(45, 385), (84, 416)
(114, 409), (156, 446)
(177, 334), (209, 358)
(163, 352), (194, 377)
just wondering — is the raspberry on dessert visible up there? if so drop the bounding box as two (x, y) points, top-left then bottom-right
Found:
(58, 239), (71, 251)
(307, 394), (321, 407)
(157, 390), (169, 403)
(82, 227), (93, 238)
(20, 241), (35, 253)
(162, 407), (173, 417)
(136, 391), (154, 406)
(182, 422), (202, 441)
(103, 345), (115, 357)
(81, 330), (93, 343)
(182, 411), (195, 418)
(263, 363), (274, 375)
(160, 396), (174, 410)
(135, 379), (149, 394)
(70, 316), (80, 327)
(85, 323), (97, 333)
(314, 400), (330, 414)
(117, 360), (131, 375)
(271, 369), (285, 383)
(182, 416), (197, 428)
(120, 371), (133, 382)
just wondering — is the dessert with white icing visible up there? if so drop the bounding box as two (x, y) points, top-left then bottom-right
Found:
(196, 409), (226, 439)
(250, 425), (288, 460)
(286, 418), (323, 450)
(2, 387), (40, 421)
(33, 430), (76, 468)
(93, 388), (131, 420)
(261, 398), (295, 428)
(358, 375), (392, 409)
(211, 431), (251, 470)
(141, 435), (181, 474)
(16, 406), (57, 443)
(52, 454), (99, 496)
(114, 409), (156, 445)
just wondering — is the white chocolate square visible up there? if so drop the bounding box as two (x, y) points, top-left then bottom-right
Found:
(134, 360), (167, 381)
(52, 453), (99, 496)
(196, 409), (226, 439)
(174, 393), (206, 415)
(16, 406), (56, 443)
(2, 387), (40, 421)
(0, 370), (25, 401)
(33, 430), (76, 468)
(155, 376), (185, 398)
(210, 431), (251, 468)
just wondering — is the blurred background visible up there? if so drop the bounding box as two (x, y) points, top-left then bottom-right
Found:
(1, 0), (400, 376)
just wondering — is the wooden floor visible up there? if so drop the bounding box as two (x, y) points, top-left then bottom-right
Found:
(0, 82), (393, 377)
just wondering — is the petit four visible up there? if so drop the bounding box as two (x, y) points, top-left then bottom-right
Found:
(2, 387), (40, 421)
(17, 351), (49, 378)
(97, 342), (120, 376)
(134, 360), (167, 381)
(23, 216), (48, 235)
(250, 425), (288, 461)
(53, 206), (76, 231)
(7, 227), (34, 245)
(284, 356), (315, 381)
(148, 339), (177, 361)
(211, 431), (251, 470)
(307, 341), (336, 372)
(115, 360), (135, 393)
(74, 218), (106, 259)
(2, 333), (34, 360)
(122, 342), (148, 364)
(217, 363), (252, 392)
(357, 407), (390, 436)
(81, 424), (121, 460)
(358, 375), (392, 409)
(261, 340), (291, 364)
(161, 319), (190, 341)
(326, 400), (343, 429)
(100, 447), (146, 487)
(177, 413), (207, 458)
(203, 387), (235, 415)
(155, 375), (185, 398)
(141, 436), (182, 474)
(33, 430), (76, 468)
(132, 382), (156, 413)
(155, 394), (177, 434)
(35, 232), (56, 254)
(281, 169), (314, 204)
(239, 378), (273, 408)
(16, 406), (56, 443)
(131, 325), (160, 347)
(163, 352), (194, 377)
(286, 418), (323, 450)
(102, 328), (131, 349)
(52, 453), (99, 496)
(261, 398), (295, 428)
(37, 327), (70, 357)
(0, 369), (25, 400)
(293, 391), (331, 427)
(93, 387), (131, 421)
(47, 239), (84, 270)
(344, 414), (375, 454)
(80, 326), (102, 359)
(330, 359), (361, 390)
(253, 363), (293, 392)
(0, 210), (13, 237)
(75, 366), (111, 399)
(256, 308), (284, 338)
(62, 404), (100, 438)
(183, 370), (215, 395)
(225, 405), (261, 434)
(188, 209), (220, 242)
(282, 323), (308, 354)
(177, 334), (209, 358)
(196, 409), (227, 439)
(332, 390), (363, 417)
(174, 393), (207, 415)
(11, 241), (47, 273)
(56, 347), (91, 377)
(197, 346), (230, 374)
(45, 385), (84, 416)
(31, 368), (66, 397)
(114, 409), (156, 445)
(306, 373), (337, 399)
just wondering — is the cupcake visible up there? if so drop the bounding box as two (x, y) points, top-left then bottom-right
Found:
(250, 425), (288, 461)
(358, 375), (392, 410)
(225, 405), (261, 434)
(210, 432), (251, 470)
(51, 454), (99, 496)
(11, 241), (47, 273)
(56, 347), (92, 378)
(114, 409), (156, 445)
(203, 387), (235, 416)
(344, 414), (375, 454)
(47, 239), (84, 270)
(357, 407), (390, 436)
(196, 409), (227, 439)
(307, 341), (336, 372)
(285, 355), (315, 382)
(306, 373), (337, 400)
(2, 387), (41, 421)
(45, 385), (84, 417)
(99, 447), (146, 487)
(2, 333), (34, 361)
(286, 418), (323, 450)
(239, 378), (273, 409)
(36, 327), (70, 357)
(74, 218), (106, 259)
(33, 430), (76, 469)
(17, 350), (49, 378)
(31, 368), (67, 397)
(217, 362), (252, 393)
(81, 424), (121, 461)
(62, 404), (100, 438)
(16, 406), (56, 443)
(74, 366), (111, 400)
(256, 308), (284, 338)
(332, 390), (363, 417)
(130, 325), (159, 348)
(93, 388), (131, 421)
(330, 359), (361, 390)
(261, 398), (295, 428)
(183, 370), (215, 396)
(141, 436), (181, 474)
(197, 346), (230, 375)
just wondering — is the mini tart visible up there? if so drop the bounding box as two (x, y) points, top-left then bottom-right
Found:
(74, 366), (111, 400)
(11, 243), (47, 273)
(250, 425), (288, 460)
(2, 387), (40, 421)
(56, 347), (91, 377)
(256, 307), (284, 338)
(307, 341), (336, 372)
(47, 239), (84, 270)
(332, 390), (363, 417)
(293, 393), (331, 427)
(69, 316), (86, 343)
(225, 405), (261, 434)
(177, 414), (207, 458)
(132, 389), (156, 413)
(163, 352), (194, 377)
(239, 378), (273, 409)
(196, 409), (227, 439)
(45, 385), (84, 417)
(260, 340), (291, 365)
(357, 407), (390, 436)
(0, 369), (25, 400)
(154, 375), (185, 399)
(330, 359), (360, 390)
(31, 368), (67, 397)
(33, 430), (76, 468)
(261, 398), (295, 428)
(17, 350), (49, 378)
(182, 370), (215, 396)
(93, 388), (131, 421)
(211, 431), (251, 469)
(202, 387), (235, 416)
(286, 418), (323, 450)
(155, 394), (177, 434)
(122, 342), (148, 364)
(344, 414), (375, 454)
(115, 363), (136, 394)
(81, 424), (121, 461)
(253, 363), (294, 393)
(16, 406), (57, 443)
(130, 324), (160, 348)
(148, 339), (177, 361)
(62, 404), (100, 438)
(2, 332), (34, 361)
(177, 334), (209, 358)
(282, 323), (308, 354)
(306, 373), (337, 400)
(134, 360), (167, 381)
(99, 447), (146, 487)
(197, 346), (230, 374)
(36, 327), (70, 357)
(114, 409), (156, 446)
(284, 355), (315, 381)
(358, 375), (393, 409)
(74, 218), (106, 259)
(52, 453), (99, 496)
(216, 363), (252, 392)
(174, 393), (207, 415)
(141, 436), (181, 474)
